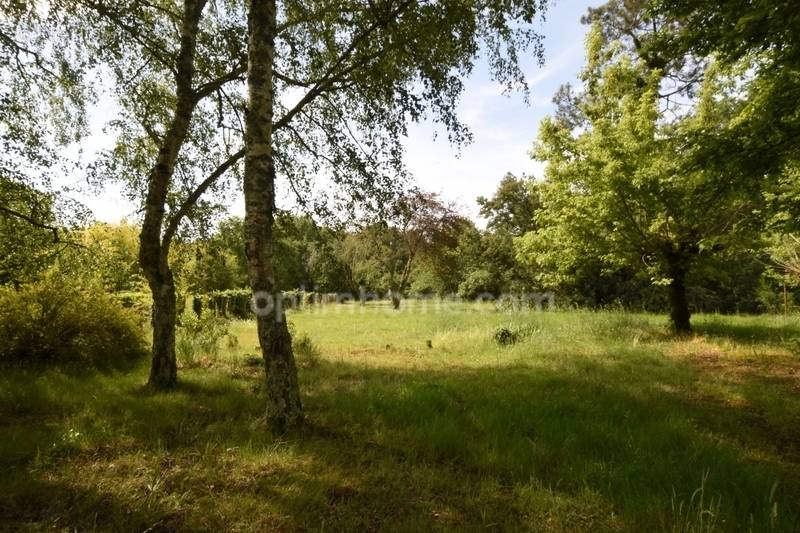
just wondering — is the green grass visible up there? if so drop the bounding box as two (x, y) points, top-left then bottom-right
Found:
(2, 303), (800, 531)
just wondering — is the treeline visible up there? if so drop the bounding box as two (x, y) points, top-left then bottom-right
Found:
(4, 177), (796, 315)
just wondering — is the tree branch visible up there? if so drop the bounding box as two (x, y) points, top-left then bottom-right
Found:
(193, 64), (247, 101)
(161, 148), (245, 250)
(0, 204), (60, 242)
(273, 0), (414, 132)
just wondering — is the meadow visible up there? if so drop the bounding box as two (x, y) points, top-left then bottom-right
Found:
(2, 303), (800, 531)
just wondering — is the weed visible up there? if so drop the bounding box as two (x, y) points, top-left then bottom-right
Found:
(176, 312), (230, 367)
(670, 471), (722, 533)
(293, 333), (321, 368)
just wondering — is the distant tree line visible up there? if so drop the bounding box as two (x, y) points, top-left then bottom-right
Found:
(5, 175), (797, 319)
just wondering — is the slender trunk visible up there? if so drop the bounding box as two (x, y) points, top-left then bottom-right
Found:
(245, 0), (302, 432)
(138, 0), (206, 389)
(665, 253), (692, 334)
(149, 276), (177, 386)
(389, 255), (414, 310)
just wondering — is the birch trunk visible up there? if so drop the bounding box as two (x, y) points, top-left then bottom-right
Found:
(138, 0), (206, 389)
(245, 0), (303, 432)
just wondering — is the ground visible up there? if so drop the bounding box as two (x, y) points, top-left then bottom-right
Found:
(2, 303), (800, 531)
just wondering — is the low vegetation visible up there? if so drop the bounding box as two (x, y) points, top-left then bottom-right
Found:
(2, 304), (799, 531)
(0, 276), (147, 369)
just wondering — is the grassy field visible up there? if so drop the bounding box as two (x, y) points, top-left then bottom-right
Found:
(2, 303), (800, 531)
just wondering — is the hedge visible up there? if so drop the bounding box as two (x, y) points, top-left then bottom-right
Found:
(114, 289), (352, 319)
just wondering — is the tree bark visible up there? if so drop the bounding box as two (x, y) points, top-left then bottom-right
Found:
(665, 252), (692, 334)
(390, 291), (401, 310)
(139, 0), (206, 389)
(149, 274), (178, 386)
(245, 0), (303, 432)
(138, 0), (207, 389)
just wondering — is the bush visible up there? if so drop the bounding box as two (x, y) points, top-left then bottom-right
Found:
(188, 289), (318, 319)
(494, 327), (519, 346)
(458, 269), (498, 300)
(176, 312), (231, 367)
(113, 291), (152, 323)
(493, 324), (537, 346)
(0, 277), (147, 368)
(293, 332), (321, 368)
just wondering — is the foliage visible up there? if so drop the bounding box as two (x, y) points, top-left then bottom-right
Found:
(0, 276), (146, 368)
(75, 221), (145, 292)
(114, 291), (152, 318)
(647, 0), (800, 225)
(292, 332), (321, 368)
(518, 16), (766, 331)
(0, 1), (91, 252)
(493, 326), (519, 346)
(175, 312), (231, 368)
(191, 289), (252, 319)
(343, 192), (468, 303)
(477, 173), (541, 237)
(458, 269), (498, 300)
(0, 178), (61, 286)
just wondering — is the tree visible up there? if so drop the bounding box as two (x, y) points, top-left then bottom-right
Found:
(648, 0), (800, 191)
(243, 0), (550, 428)
(518, 21), (764, 333)
(474, 173), (541, 295)
(78, 221), (145, 292)
(351, 192), (463, 308)
(79, 0), (246, 389)
(0, 2), (92, 282)
(245, 0), (302, 432)
(0, 178), (63, 286)
(478, 173), (541, 237)
(411, 216), (476, 296)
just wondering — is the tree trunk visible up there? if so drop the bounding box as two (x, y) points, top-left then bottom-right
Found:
(148, 277), (178, 387)
(390, 291), (401, 310)
(138, 0), (206, 389)
(245, 0), (302, 432)
(666, 256), (692, 334)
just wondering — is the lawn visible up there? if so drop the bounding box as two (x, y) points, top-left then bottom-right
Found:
(2, 303), (800, 531)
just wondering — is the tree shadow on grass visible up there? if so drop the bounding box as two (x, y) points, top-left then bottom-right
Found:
(692, 316), (800, 348)
(0, 473), (181, 532)
(2, 355), (799, 531)
(297, 358), (800, 531)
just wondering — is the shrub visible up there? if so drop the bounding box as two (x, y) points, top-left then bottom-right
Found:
(493, 324), (538, 346)
(493, 327), (519, 346)
(175, 312), (230, 367)
(114, 291), (152, 318)
(188, 289), (318, 319)
(458, 269), (498, 300)
(0, 277), (147, 368)
(292, 332), (321, 368)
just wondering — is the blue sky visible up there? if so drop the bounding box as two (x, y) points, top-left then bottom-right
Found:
(406, 0), (597, 221)
(70, 0), (598, 225)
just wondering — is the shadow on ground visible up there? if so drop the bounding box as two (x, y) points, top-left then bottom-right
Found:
(1, 343), (799, 531)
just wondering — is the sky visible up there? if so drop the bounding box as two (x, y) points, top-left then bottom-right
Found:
(68, 0), (598, 226)
(404, 0), (597, 221)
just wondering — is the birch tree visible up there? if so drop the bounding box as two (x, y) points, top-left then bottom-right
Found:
(244, 0), (550, 429)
